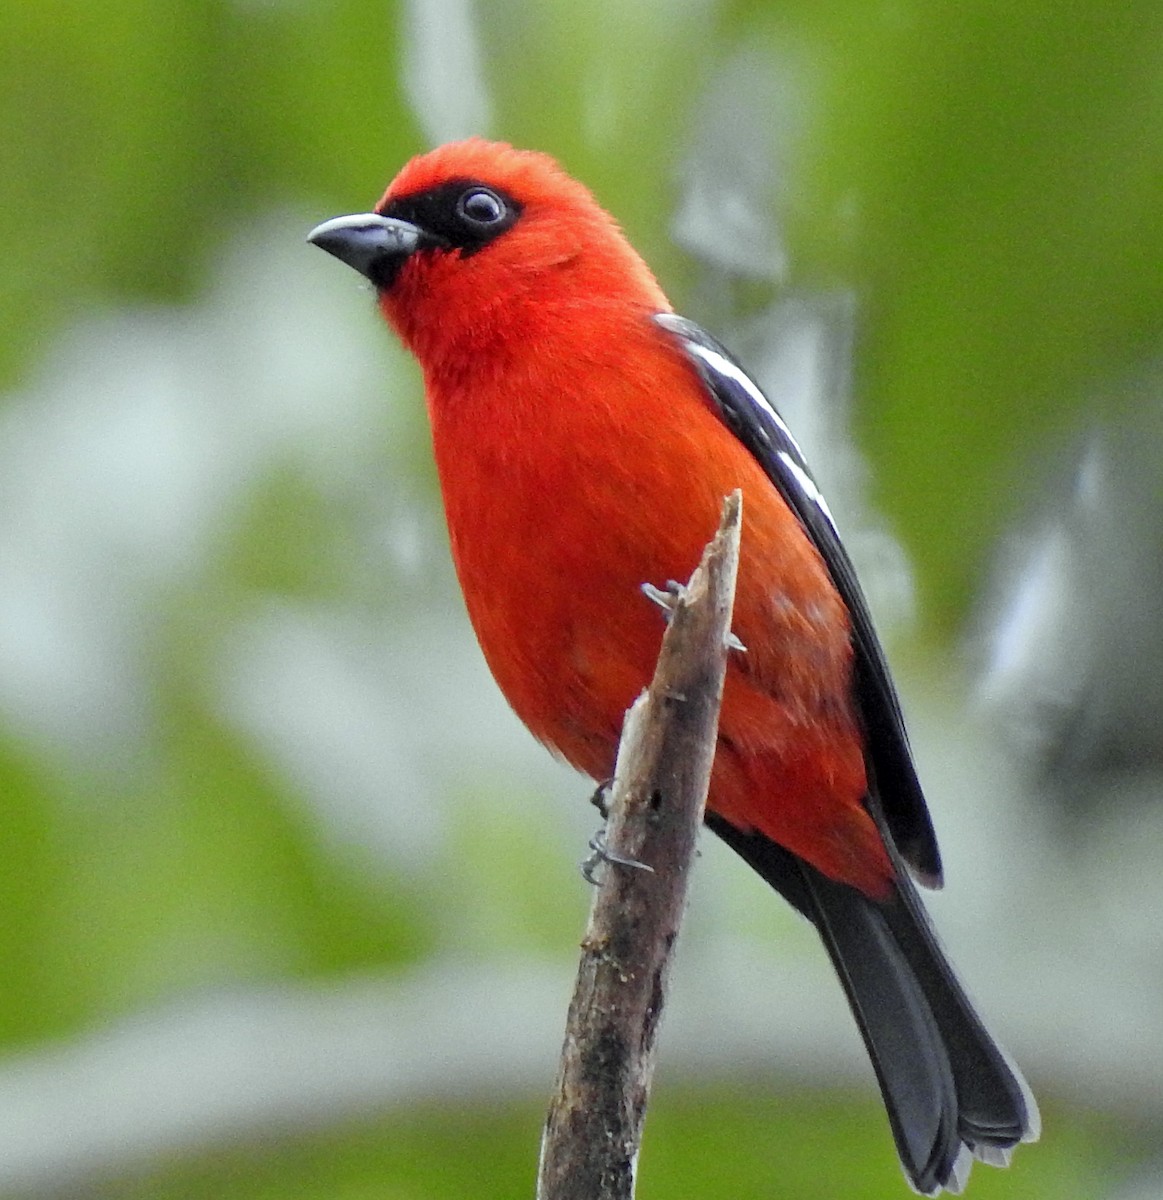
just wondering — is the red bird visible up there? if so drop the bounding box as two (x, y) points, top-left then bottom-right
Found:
(309, 139), (1037, 1193)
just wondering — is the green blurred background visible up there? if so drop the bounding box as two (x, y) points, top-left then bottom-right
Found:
(2, 0), (1161, 1196)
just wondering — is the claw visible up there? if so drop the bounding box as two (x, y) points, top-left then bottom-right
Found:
(641, 579), (685, 618)
(644, 580), (746, 652)
(580, 827), (655, 885)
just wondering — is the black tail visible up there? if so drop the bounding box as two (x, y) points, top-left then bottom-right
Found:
(706, 816), (1039, 1195)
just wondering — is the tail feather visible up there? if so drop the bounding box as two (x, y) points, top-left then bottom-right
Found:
(883, 874), (1039, 1154)
(706, 815), (1037, 1195)
(806, 867), (965, 1193)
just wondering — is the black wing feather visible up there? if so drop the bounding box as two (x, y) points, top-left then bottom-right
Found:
(654, 312), (942, 886)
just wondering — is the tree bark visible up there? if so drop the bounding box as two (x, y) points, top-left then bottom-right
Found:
(536, 491), (742, 1200)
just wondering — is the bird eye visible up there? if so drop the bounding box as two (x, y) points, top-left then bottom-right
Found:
(456, 187), (507, 227)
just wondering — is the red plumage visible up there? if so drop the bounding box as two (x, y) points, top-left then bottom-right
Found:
(379, 140), (890, 896)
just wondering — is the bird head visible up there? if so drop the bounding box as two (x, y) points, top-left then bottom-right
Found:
(308, 139), (668, 366)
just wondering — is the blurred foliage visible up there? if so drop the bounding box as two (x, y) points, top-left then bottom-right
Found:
(1, 0), (1160, 1196)
(789, 3), (1163, 623)
(0, 710), (434, 1048)
(0, 0), (413, 381)
(77, 1090), (1117, 1199)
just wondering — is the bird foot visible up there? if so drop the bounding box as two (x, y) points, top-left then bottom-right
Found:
(642, 580), (746, 652)
(589, 778), (613, 819)
(641, 579), (685, 618)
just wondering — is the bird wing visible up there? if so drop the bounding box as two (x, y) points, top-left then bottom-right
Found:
(654, 312), (942, 887)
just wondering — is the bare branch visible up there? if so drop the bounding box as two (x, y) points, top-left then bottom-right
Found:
(537, 491), (743, 1200)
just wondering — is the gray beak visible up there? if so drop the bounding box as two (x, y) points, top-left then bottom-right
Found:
(307, 212), (431, 288)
